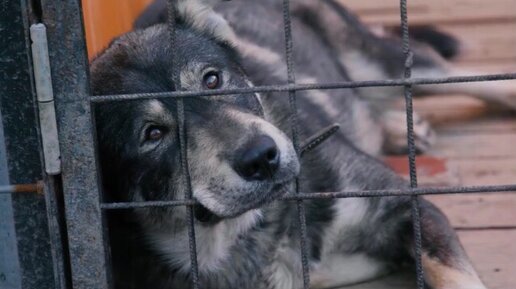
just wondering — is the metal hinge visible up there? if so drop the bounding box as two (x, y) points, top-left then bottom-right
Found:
(30, 24), (61, 175)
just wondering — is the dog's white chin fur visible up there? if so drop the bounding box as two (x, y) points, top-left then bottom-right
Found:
(194, 180), (290, 218)
(148, 208), (263, 273)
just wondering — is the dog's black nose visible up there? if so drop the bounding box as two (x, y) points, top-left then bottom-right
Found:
(234, 135), (280, 181)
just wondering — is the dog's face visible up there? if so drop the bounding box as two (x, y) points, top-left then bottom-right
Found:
(91, 25), (299, 225)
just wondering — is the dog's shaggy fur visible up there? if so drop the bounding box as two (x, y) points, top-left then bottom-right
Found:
(88, 0), (502, 288)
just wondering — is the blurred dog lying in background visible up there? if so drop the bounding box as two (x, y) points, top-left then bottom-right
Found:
(88, 0), (500, 288)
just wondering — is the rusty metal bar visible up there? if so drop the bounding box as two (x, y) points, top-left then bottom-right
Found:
(0, 183), (43, 194)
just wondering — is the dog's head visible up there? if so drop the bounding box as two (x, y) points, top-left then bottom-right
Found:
(91, 23), (299, 223)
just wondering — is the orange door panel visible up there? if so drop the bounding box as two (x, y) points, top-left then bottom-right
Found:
(82, 0), (153, 58)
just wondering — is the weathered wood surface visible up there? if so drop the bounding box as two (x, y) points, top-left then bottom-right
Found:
(335, 230), (516, 289)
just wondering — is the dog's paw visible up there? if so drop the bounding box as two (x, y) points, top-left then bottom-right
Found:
(381, 110), (436, 155)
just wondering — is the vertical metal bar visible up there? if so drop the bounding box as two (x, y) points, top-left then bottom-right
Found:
(39, 0), (111, 288)
(398, 1), (425, 288)
(281, 1), (311, 288)
(166, 1), (200, 288)
(42, 176), (70, 289)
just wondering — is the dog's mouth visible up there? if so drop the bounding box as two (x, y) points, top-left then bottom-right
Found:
(194, 204), (222, 224)
(194, 182), (289, 224)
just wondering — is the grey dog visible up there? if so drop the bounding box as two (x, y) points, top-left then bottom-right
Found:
(90, 0), (501, 288)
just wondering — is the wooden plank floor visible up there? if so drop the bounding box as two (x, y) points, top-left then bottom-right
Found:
(333, 1), (516, 288)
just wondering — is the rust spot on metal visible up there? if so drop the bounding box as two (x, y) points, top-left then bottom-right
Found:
(13, 181), (44, 194)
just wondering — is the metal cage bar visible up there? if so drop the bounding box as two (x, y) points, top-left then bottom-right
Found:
(40, 1), (111, 288)
(90, 72), (516, 103)
(281, 0), (311, 288)
(398, 0), (425, 288)
(166, 1), (201, 288)
(100, 184), (516, 210)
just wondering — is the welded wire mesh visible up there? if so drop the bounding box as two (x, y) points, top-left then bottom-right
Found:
(84, 0), (516, 289)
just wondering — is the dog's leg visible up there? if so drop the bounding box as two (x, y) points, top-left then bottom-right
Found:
(363, 196), (488, 289)
(412, 67), (516, 110)
(379, 108), (436, 154)
(293, 0), (516, 111)
(312, 138), (487, 288)
(290, 0), (424, 99)
(413, 199), (487, 289)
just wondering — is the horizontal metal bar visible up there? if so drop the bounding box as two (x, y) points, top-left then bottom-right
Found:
(100, 184), (516, 210)
(0, 183), (43, 194)
(90, 72), (516, 103)
(100, 198), (197, 209)
(455, 225), (516, 231)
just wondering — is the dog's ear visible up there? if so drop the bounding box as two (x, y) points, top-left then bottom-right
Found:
(176, 0), (236, 43)
(134, 0), (236, 44)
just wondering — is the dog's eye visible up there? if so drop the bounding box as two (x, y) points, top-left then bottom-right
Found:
(203, 71), (221, 89)
(145, 126), (165, 141)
